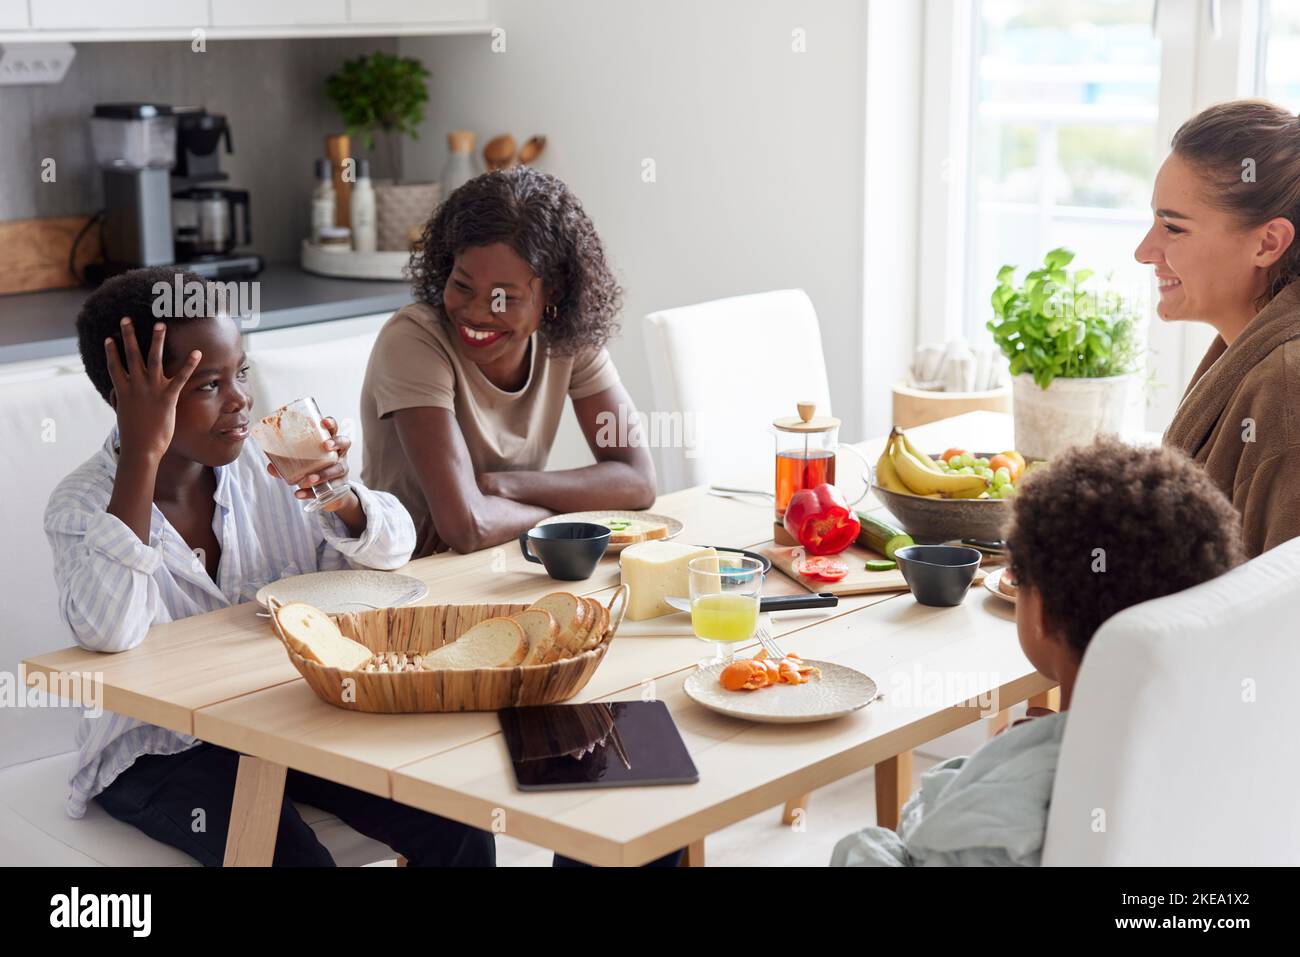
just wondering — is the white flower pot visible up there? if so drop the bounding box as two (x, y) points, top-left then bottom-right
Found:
(1011, 372), (1144, 460)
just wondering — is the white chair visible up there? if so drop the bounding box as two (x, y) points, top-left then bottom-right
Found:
(0, 366), (391, 866)
(1042, 535), (1300, 865)
(644, 290), (900, 829)
(246, 330), (380, 468)
(643, 289), (834, 493)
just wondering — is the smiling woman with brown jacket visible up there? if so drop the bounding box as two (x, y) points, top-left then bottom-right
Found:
(1136, 100), (1300, 557)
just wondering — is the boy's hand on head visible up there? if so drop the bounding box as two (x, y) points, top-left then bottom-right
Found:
(104, 318), (202, 462)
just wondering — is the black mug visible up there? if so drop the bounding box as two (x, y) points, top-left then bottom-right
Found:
(519, 522), (611, 581)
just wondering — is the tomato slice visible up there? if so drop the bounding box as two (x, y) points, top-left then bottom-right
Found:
(797, 555), (849, 582)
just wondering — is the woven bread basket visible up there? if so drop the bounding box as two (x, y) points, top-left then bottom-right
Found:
(268, 585), (628, 713)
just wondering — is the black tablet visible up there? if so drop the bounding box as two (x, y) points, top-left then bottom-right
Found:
(498, 700), (699, 791)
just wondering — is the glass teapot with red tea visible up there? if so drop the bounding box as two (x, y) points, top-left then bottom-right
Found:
(772, 401), (869, 544)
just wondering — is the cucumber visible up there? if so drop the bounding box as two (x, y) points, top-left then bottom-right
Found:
(864, 559), (897, 572)
(856, 512), (913, 560)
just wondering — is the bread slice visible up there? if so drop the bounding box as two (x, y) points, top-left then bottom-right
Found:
(420, 617), (528, 670)
(603, 517), (668, 546)
(565, 597), (598, 656)
(575, 597), (606, 655)
(513, 609), (559, 665)
(528, 592), (587, 661)
(274, 602), (374, 672)
(581, 597), (610, 651)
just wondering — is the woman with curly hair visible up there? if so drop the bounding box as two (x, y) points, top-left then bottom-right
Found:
(360, 167), (656, 555)
(1139, 100), (1300, 556)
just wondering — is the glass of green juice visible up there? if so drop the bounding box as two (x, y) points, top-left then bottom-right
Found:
(689, 554), (763, 667)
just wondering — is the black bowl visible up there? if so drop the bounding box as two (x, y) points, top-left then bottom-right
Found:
(894, 544), (982, 607)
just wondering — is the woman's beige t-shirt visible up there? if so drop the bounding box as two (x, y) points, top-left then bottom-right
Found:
(360, 302), (621, 548)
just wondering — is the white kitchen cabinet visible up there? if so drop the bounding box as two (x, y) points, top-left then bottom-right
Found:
(30, 0), (208, 30)
(0, 0), (30, 30)
(211, 0), (348, 27)
(2, 0), (491, 40)
(348, 0), (490, 25)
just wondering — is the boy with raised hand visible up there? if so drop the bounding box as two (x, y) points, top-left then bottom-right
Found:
(45, 267), (493, 866)
(832, 437), (1243, 867)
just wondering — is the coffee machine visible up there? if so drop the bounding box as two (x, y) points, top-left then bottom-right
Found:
(87, 102), (262, 282)
(171, 109), (258, 266)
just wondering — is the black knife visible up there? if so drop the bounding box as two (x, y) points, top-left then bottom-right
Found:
(759, 592), (839, 612)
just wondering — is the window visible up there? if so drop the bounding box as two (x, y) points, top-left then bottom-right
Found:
(965, 1), (1161, 344)
(1259, 0), (1300, 108)
(917, 0), (1265, 429)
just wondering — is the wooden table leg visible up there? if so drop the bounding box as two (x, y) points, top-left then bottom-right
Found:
(874, 751), (913, 831)
(987, 708), (1010, 738)
(679, 839), (705, 867)
(782, 793), (811, 825)
(223, 755), (287, 867)
(1029, 687), (1061, 711)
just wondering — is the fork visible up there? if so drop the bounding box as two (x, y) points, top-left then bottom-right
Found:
(754, 625), (786, 659)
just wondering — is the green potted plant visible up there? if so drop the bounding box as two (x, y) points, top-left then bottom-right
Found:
(986, 248), (1145, 459)
(326, 51), (436, 251)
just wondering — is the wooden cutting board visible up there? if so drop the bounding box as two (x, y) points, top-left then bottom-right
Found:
(761, 541), (990, 596)
(0, 216), (102, 294)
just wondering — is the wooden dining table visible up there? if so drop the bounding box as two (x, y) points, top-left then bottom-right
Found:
(24, 410), (1054, 866)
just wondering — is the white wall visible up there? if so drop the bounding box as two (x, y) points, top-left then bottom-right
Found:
(400, 0), (899, 482)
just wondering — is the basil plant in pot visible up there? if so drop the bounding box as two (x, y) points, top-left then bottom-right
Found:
(986, 248), (1145, 460)
(326, 51), (437, 251)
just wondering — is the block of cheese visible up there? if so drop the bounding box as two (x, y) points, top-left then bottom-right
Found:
(620, 541), (719, 620)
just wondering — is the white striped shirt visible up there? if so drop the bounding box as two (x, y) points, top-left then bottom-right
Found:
(44, 429), (416, 817)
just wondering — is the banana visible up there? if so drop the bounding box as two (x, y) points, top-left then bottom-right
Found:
(890, 440), (988, 497)
(874, 437), (913, 494)
(893, 428), (945, 473)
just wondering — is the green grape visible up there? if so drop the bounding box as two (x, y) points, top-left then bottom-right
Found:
(994, 467), (1011, 487)
(959, 466), (975, 475)
(960, 453), (976, 467)
(976, 457), (990, 467)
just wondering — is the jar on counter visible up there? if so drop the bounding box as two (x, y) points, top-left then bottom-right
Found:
(440, 131), (481, 198)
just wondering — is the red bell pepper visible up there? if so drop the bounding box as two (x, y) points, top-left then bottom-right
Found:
(782, 483), (861, 556)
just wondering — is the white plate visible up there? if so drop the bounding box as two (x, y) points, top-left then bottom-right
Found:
(537, 510), (683, 553)
(255, 570), (428, 615)
(983, 566), (1018, 604)
(683, 659), (878, 724)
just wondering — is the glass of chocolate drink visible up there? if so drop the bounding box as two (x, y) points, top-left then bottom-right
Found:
(250, 396), (350, 513)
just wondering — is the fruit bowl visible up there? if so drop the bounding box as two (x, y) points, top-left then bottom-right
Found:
(871, 483), (1011, 544)
(867, 451), (1025, 544)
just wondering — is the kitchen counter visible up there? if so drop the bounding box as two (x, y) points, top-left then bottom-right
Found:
(0, 264), (412, 364)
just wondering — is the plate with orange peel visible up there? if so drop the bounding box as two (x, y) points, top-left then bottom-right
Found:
(683, 651), (878, 724)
